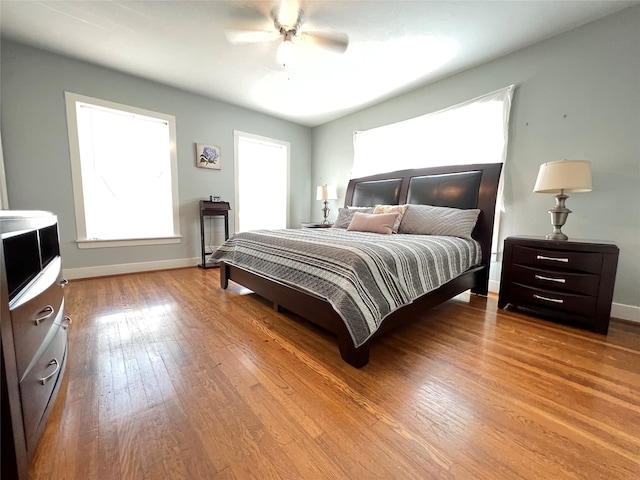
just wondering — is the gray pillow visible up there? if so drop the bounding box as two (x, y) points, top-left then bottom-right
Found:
(398, 204), (481, 239)
(332, 207), (374, 228)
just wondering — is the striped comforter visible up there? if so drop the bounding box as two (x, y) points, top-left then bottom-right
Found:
(210, 228), (481, 347)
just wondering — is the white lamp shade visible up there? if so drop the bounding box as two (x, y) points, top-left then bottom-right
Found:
(533, 160), (592, 194)
(316, 184), (338, 201)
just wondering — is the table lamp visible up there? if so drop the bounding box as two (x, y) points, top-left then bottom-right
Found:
(316, 184), (337, 224)
(533, 159), (592, 241)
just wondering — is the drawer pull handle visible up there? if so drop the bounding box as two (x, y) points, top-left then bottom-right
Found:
(536, 255), (568, 263)
(534, 274), (566, 284)
(34, 305), (54, 326)
(60, 278), (69, 288)
(62, 315), (73, 330)
(39, 358), (60, 385)
(533, 294), (564, 304)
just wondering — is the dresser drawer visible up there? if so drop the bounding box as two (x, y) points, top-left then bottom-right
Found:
(11, 278), (64, 380)
(510, 282), (596, 318)
(20, 323), (67, 452)
(511, 264), (600, 296)
(512, 245), (603, 274)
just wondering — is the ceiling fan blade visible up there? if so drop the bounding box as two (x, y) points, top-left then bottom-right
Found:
(225, 29), (280, 44)
(300, 31), (349, 53)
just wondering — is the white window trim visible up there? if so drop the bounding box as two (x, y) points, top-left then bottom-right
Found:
(65, 92), (181, 248)
(0, 130), (9, 209)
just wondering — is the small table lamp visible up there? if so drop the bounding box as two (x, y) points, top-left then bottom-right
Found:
(316, 184), (337, 224)
(533, 159), (592, 241)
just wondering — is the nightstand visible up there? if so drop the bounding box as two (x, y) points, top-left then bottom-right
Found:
(198, 200), (230, 269)
(301, 222), (333, 228)
(498, 236), (619, 334)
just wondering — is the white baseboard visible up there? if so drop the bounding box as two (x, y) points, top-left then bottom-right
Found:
(63, 257), (200, 280)
(488, 279), (639, 324)
(610, 303), (640, 324)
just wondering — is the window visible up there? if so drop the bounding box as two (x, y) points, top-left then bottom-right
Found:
(65, 92), (180, 248)
(353, 86), (514, 254)
(353, 86), (513, 176)
(234, 131), (290, 232)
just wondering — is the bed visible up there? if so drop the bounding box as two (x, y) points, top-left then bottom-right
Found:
(212, 163), (502, 367)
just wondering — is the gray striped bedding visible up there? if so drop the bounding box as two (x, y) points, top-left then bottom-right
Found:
(210, 228), (481, 347)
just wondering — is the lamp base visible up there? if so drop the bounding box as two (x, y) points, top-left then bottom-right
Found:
(321, 201), (330, 224)
(546, 231), (568, 241)
(546, 192), (571, 241)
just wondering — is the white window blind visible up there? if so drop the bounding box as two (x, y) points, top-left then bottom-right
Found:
(234, 131), (290, 232)
(353, 86), (514, 176)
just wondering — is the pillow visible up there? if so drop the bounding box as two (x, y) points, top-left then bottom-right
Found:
(333, 207), (374, 229)
(398, 204), (481, 239)
(347, 212), (399, 235)
(372, 204), (408, 233)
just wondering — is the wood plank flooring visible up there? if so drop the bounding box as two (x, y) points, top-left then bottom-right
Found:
(30, 267), (640, 479)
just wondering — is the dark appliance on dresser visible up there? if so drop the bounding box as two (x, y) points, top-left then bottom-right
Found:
(1, 210), (71, 479)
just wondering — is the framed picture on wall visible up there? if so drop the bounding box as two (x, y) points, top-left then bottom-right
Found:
(197, 143), (221, 170)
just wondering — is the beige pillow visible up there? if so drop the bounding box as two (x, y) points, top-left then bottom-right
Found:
(398, 204), (481, 239)
(347, 212), (399, 235)
(373, 204), (408, 233)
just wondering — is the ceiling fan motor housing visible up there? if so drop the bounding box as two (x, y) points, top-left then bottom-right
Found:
(272, 7), (304, 39)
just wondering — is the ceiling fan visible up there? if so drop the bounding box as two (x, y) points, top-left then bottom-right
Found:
(225, 1), (349, 66)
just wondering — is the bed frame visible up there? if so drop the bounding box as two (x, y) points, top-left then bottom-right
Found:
(219, 163), (502, 367)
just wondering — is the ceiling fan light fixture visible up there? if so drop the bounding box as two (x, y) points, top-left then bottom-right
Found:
(226, 4), (348, 67)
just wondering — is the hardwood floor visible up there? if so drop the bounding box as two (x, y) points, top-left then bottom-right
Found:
(30, 267), (640, 479)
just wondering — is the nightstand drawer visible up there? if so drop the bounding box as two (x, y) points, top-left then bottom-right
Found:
(511, 264), (600, 296)
(512, 245), (603, 274)
(510, 283), (596, 317)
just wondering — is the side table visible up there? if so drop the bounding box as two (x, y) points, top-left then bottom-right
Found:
(498, 236), (619, 334)
(199, 200), (231, 269)
(301, 222), (333, 228)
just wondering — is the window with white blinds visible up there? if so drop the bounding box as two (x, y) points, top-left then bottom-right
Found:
(65, 92), (180, 248)
(353, 86), (514, 176)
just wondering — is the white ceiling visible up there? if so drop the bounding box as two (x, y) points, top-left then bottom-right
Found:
(1, 1), (637, 127)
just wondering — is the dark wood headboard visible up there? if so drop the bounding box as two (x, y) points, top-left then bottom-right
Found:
(344, 163), (503, 278)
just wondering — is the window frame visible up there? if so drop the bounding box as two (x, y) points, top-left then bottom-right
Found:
(65, 92), (181, 249)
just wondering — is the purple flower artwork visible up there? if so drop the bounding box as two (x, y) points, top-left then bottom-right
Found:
(197, 144), (221, 170)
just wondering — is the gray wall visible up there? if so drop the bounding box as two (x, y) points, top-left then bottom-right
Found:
(1, 40), (312, 270)
(311, 6), (640, 308)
